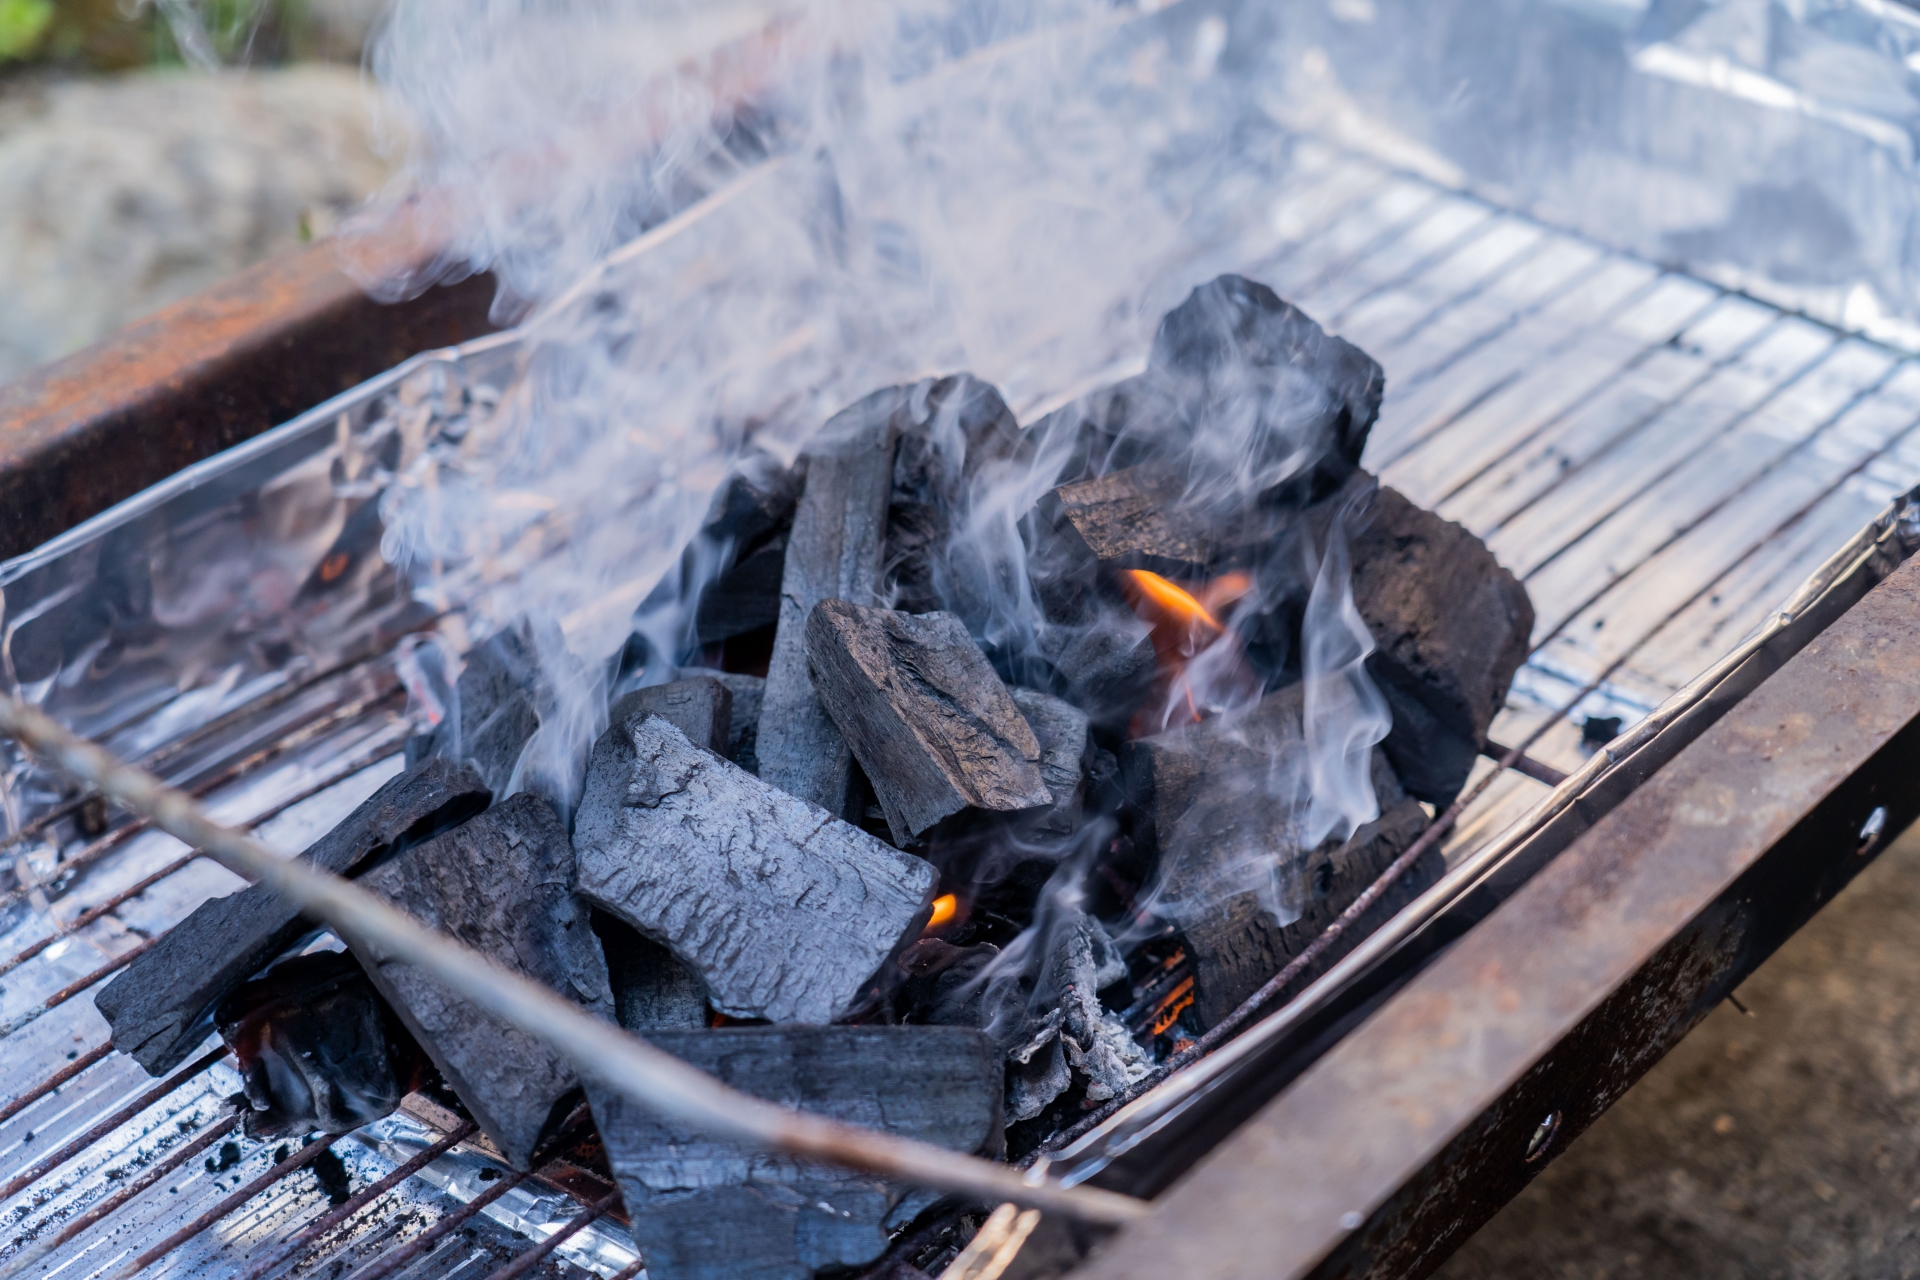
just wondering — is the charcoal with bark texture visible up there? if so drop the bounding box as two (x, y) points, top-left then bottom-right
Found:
(608, 676), (732, 754)
(1346, 482), (1533, 805)
(1010, 688), (1092, 839)
(993, 908), (1148, 1124)
(587, 1026), (1001, 1280)
(96, 757), (489, 1074)
(349, 793), (613, 1169)
(216, 950), (425, 1138)
(405, 618), (574, 797)
(805, 600), (1050, 845)
(757, 392), (901, 816)
(573, 715), (935, 1025)
(1124, 684), (1438, 1029)
(680, 668), (765, 773)
(595, 914), (708, 1031)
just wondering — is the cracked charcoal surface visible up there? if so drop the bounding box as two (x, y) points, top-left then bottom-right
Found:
(350, 792), (612, 1169)
(805, 599), (1050, 845)
(97, 757), (488, 1075)
(573, 714), (935, 1025)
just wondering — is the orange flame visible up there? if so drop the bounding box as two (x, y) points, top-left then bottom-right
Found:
(925, 893), (958, 930)
(1123, 570), (1221, 644)
(1122, 569), (1262, 737)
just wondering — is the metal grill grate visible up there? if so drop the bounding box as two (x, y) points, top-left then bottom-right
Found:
(2, 137), (1916, 1280)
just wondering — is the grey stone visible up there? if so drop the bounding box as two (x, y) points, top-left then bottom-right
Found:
(573, 715), (935, 1025)
(805, 600), (1050, 845)
(348, 793), (613, 1169)
(96, 757), (488, 1074)
(587, 1025), (1001, 1280)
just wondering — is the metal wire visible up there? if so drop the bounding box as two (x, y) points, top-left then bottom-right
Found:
(0, 1042), (113, 1125)
(477, 1189), (621, 1280)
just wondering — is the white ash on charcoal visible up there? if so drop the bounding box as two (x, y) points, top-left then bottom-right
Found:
(586, 1025), (1002, 1280)
(1345, 482), (1534, 805)
(572, 713), (936, 1024)
(215, 949), (427, 1138)
(405, 617), (580, 799)
(96, 757), (489, 1074)
(757, 391), (903, 817)
(348, 792), (614, 1170)
(608, 675), (732, 755)
(805, 599), (1051, 845)
(1123, 683), (1441, 1030)
(593, 914), (708, 1031)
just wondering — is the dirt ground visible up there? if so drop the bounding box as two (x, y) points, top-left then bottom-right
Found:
(1434, 821), (1920, 1279)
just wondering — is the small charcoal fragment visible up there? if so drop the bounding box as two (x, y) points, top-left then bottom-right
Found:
(574, 715), (935, 1025)
(1346, 483), (1533, 805)
(587, 1026), (1001, 1280)
(608, 676), (732, 755)
(757, 392), (902, 816)
(1010, 688), (1092, 839)
(991, 908), (1148, 1123)
(695, 537), (787, 645)
(596, 913), (708, 1031)
(216, 950), (426, 1139)
(406, 618), (578, 797)
(677, 668), (766, 772)
(348, 793), (613, 1169)
(96, 757), (489, 1074)
(805, 600), (1051, 845)
(1124, 684), (1439, 1029)
(1036, 462), (1213, 579)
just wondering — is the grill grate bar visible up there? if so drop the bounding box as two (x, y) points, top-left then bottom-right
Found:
(342, 1165), (540, 1280)
(475, 1190), (621, 1280)
(0, 1044), (113, 1126)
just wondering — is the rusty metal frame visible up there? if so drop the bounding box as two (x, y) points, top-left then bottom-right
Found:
(1072, 541), (1920, 1280)
(0, 232), (496, 562)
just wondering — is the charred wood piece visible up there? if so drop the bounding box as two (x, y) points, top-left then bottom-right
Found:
(348, 792), (613, 1169)
(609, 676), (732, 755)
(406, 617), (574, 798)
(757, 392), (902, 816)
(573, 714), (936, 1024)
(216, 949), (426, 1138)
(694, 536), (787, 646)
(995, 908), (1148, 1124)
(96, 757), (489, 1074)
(805, 600), (1050, 845)
(1347, 483), (1534, 805)
(680, 668), (766, 773)
(1123, 684), (1438, 1029)
(1010, 688), (1092, 840)
(587, 1025), (1002, 1280)
(595, 914), (708, 1031)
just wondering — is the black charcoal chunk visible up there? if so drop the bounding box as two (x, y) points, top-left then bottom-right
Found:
(608, 676), (732, 755)
(681, 668), (766, 773)
(348, 793), (613, 1169)
(704, 451), (805, 549)
(757, 392), (902, 816)
(1036, 462), (1214, 578)
(694, 536), (787, 645)
(1348, 483), (1534, 805)
(1146, 274), (1383, 502)
(1010, 688), (1092, 840)
(216, 950), (424, 1139)
(96, 758), (489, 1075)
(1124, 684), (1438, 1030)
(587, 1026), (1001, 1280)
(596, 914), (708, 1031)
(407, 618), (575, 798)
(573, 715), (935, 1025)
(805, 600), (1050, 845)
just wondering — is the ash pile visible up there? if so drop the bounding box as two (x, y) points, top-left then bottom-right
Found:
(94, 276), (1532, 1280)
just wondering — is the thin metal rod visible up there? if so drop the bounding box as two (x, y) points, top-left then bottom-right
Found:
(0, 936), (159, 1041)
(342, 1164), (539, 1280)
(478, 1189), (620, 1280)
(0, 1042), (113, 1125)
(604, 1260), (646, 1280)
(239, 1120), (479, 1280)
(0, 1047), (227, 1205)
(109, 1136), (344, 1280)
(1481, 740), (1567, 788)
(0, 1112), (244, 1280)
(0, 699), (1148, 1226)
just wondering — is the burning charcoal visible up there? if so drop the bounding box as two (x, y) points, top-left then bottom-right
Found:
(893, 937), (999, 1028)
(1033, 613), (1156, 732)
(348, 793), (613, 1169)
(406, 618), (576, 797)
(573, 714), (936, 1024)
(681, 668), (766, 773)
(992, 908), (1148, 1124)
(757, 392), (902, 816)
(586, 1025), (1002, 1280)
(804, 600), (1051, 845)
(1010, 688), (1092, 839)
(1347, 483), (1534, 805)
(1124, 684), (1439, 1030)
(216, 949), (426, 1139)
(96, 758), (489, 1074)
(884, 374), (1027, 625)
(608, 676), (732, 755)
(596, 915), (707, 1031)
(1036, 462), (1213, 579)
(1145, 274), (1383, 503)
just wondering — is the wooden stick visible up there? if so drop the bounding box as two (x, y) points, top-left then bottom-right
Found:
(0, 697), (1147, 1227)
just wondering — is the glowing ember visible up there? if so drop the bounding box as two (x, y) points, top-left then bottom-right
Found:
(1121, 570), (1263, 736)
(926, 893), (959, 930)
(1122, 570), (1222, 653)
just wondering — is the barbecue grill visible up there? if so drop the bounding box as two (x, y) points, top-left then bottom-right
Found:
(6, 4), (1920, 1278)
